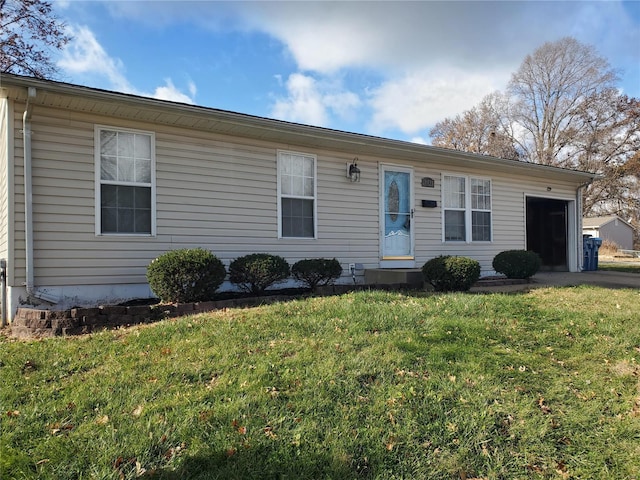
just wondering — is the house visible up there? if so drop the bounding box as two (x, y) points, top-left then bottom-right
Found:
(0, 73), (597, 322)
(583, 216), (635, 250)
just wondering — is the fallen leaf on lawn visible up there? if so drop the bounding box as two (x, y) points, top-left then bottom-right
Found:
(6, 410), (20, 417)
(96, 415), (109, 425)
(132, 405), (144, 417)
(538, 397), (552, 414)
(135, 460), (146, 476)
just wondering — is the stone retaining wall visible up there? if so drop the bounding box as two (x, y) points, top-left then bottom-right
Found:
(9, 294), (302, 339)
(8, 279), (526, 339)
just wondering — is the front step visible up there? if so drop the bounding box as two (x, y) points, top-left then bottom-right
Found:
(364, 268), (424, 287)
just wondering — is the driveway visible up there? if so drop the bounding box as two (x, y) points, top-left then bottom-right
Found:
(470, 270), (640, 293)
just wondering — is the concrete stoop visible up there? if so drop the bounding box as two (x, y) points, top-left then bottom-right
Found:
(364, 268), (424, 287)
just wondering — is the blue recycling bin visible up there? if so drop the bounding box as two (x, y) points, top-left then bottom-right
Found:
(583, 236), (602, 271)
(592, 237), (602, 270)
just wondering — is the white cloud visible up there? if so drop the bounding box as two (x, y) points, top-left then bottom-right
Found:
(409, 136), (429, 145)
(58, 25), (196, 104)
(61, 1), (638, 137)
(271, 74), (328, 126)
(271, 73), (360, 127)
(58, 25), (133, 93)
(367, 66), (509, 135)
(152, 79), (195, 104)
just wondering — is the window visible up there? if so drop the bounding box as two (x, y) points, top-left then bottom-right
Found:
(443, 175), (491, 242)
(96, 127), (155, 235)
(471, 178), (491, 241)
(278, 151), (316, 238)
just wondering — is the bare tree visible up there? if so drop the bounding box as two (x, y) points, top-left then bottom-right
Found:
(430, 37), (638, 230)
(508, 37), (618, 166)
(0, 0), (71, 78)
(430, 93), (521, 160)
(577, 92), (639, 216)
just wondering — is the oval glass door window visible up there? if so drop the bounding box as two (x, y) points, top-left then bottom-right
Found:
(388, 180), (399, 222)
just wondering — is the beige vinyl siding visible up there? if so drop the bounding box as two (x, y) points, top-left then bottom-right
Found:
(17, 101), (583, 288)
(22, 106), (382, 286)
(411, 161), (577, 270)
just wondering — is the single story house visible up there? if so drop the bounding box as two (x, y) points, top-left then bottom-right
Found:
(1, 73), (597, 322)
(583, 215), (635, 250)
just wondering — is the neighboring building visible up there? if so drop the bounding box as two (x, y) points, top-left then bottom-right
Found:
(1, 74), (597, 322)
(583, 216), (635, 250)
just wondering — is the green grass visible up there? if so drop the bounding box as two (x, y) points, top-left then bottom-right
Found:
(2, 287), (640, 479)
(598, 262), (640, 274)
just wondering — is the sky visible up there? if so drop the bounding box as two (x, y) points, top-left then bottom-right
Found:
(52, 0), (640, 144)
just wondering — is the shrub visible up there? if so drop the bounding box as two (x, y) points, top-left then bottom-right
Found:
(292, 258), (343, 289)
(599, 239), (620, 256)
(146, 248), (226, 303)
(229, 253), (290, 294)
(492, 250), (541, 279)
(422, 255), (481, 292)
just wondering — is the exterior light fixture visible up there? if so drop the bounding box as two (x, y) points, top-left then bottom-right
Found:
(347, 158), (361, 182)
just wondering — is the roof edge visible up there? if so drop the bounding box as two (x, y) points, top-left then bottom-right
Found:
(1, 73), (599, 181)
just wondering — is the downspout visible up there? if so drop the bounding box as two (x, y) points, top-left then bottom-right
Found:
(1, 259), (6, 327)
(22, 87), (58, 304)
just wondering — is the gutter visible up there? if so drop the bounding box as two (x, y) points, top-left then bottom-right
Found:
(22, 87), (58, 304)
(3, 74), (596, 183)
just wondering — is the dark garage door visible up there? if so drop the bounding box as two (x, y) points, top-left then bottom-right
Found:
(526, 197), (569, 271)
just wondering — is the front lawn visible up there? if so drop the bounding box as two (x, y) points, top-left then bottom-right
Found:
(2, 287), (639, 479)
(598, 262), (640, 274)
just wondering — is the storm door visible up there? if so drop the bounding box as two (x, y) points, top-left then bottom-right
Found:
(381, 165), (414, 261)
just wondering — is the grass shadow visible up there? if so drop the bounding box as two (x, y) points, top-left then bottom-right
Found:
(147, 445), (373, 480)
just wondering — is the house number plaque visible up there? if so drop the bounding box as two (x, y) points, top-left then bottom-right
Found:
(421, 177), (435, 188)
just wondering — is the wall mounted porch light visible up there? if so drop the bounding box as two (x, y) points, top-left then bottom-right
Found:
(347, 158), (361, 182)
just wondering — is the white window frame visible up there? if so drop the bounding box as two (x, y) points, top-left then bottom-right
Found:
(441, 173), (492, 243)
(277, 149), (317, 239)
(95, 125), (156, 236)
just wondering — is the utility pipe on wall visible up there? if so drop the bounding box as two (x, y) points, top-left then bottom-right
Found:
(1, 259), (7, 327)
(22, 87), (58, 304)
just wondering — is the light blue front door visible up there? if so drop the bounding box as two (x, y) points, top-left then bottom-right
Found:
(381, 166), (414, 259)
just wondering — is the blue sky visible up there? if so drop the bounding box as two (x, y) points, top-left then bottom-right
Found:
(53, 0), (639, 144)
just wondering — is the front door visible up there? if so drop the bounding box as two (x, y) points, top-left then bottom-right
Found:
(380, 165), (414, 265)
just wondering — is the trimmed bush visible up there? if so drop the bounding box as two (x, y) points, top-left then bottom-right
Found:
(292, 258), (343, 289)
(422, 255), (481, 292)
(146, 248), (226, 303)
(229, 253), (290, 294)
(492, 250), (541, 279)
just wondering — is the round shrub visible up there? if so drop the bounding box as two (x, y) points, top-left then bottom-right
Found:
(492, 250), (541, 279)
(229, 253), (290, 294)
(292, 258), (342, 289)
(422, 255), (481, 292)
(146, 248), (226, 303)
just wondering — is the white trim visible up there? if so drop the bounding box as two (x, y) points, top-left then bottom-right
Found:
(567, 199), (578, 272)
(94, 125), (156, 237)
(441, 173), (493, 243)
(379, 163), (415, 267)
(276, 149), (318, 240)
